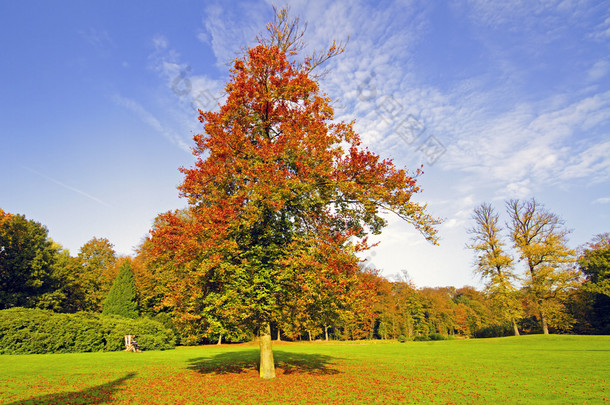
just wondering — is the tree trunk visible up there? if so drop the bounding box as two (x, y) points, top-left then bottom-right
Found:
(540, 311), (549, 335)
(259, 322), (275, 379)
(325, 326), (329, 341)
(277, 327), (281, 341)
(308, 330), (312, 342)
(217, 334), (222, 345)
(512, 319), (520, 336)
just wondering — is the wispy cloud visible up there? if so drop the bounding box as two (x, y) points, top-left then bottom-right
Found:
(590, 15), (610, 40)
(201, 1), (269, 68)
(23, 167), (112, 208)
(588, 59), (610, 82)
(146, 30), (229, 143)
(189, 0), (610, 194)
(112, 94), (192, 152)
(560, 140), (610, 183)
(593, 197), (610, 204)
(436, 85), (610, 200)
(79, 27), (113, 49)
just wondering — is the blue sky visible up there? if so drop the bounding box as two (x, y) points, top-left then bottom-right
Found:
(1, 0), (609, 288)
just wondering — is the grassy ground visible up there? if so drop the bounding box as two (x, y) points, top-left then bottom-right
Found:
(0, 335), (608, 404)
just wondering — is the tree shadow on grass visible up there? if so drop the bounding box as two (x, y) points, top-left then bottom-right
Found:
(274, 350), (341, 375)
(6, 372), (136, 405)
(187, 349), (341, 376)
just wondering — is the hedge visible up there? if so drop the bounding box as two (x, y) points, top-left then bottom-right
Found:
(0, 308), (176, 354)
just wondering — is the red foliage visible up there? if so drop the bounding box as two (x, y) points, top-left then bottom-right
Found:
(146, 39), (439, 343)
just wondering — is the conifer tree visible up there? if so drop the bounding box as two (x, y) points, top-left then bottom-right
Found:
(102, 261), (138, 319)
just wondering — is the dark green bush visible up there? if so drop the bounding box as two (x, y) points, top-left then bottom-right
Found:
(397, 334), (407, 343)
(413, 335), (429, 341)
(429, 333), (447, 341)
(0, 308), (175, 354)
(473, 324), (514, 338)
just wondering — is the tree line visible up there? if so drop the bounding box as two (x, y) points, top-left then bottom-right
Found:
(2, 206), (608, 343)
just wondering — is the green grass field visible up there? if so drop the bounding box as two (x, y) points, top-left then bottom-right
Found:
(1, 335), (608, 404)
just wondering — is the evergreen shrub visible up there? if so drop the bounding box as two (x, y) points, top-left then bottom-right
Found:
(102, 261), (138, 319)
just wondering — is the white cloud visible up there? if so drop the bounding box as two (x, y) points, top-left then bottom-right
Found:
(560, 140), (610, 182)
(502, 180), (533, 200)
(435, 88), (610, 200)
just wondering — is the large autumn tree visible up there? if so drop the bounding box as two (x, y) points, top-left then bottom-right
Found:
(148, 10), (439, 379)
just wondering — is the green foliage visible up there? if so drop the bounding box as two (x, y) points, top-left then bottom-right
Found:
(397, 334), (406, 342)
(0, 211), (59, 309)
(473, 324), (515, 338)
(579, 233), (610, 292)
(411, 333), (451, 341)
(0, 308), (175, 354)
(42, 247), (87, 313)
(429, 332), (447, 341)
(0, 210), (120, 314)
(151, 312), (181, 344)
(75, 237), (118, 312)
(103, 261), (138, 319)
(578, 233), (610, 334)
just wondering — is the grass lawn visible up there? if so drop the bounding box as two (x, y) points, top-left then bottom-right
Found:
(0, 335), (608, 404)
